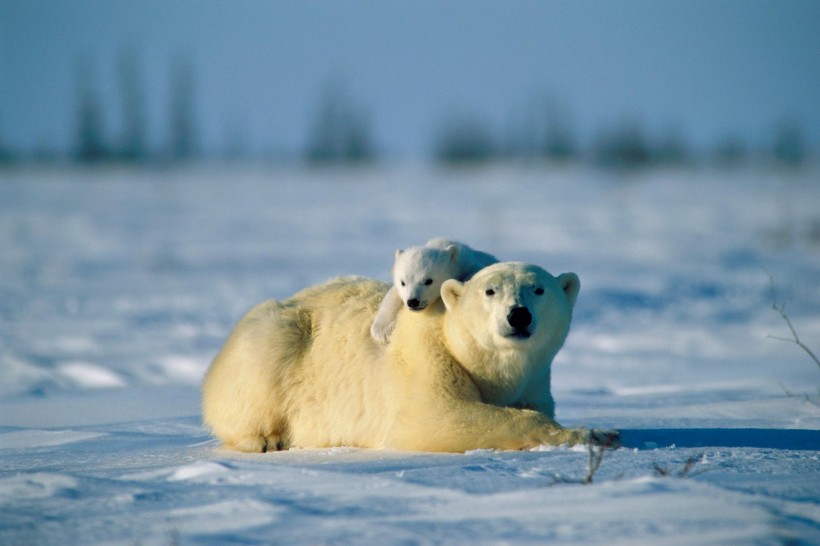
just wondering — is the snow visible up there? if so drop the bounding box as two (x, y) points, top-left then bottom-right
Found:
(1, 163), (819, 544)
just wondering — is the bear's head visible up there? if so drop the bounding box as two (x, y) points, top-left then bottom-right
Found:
(440, 262), (580, 406)
(393, 244), (459, 311)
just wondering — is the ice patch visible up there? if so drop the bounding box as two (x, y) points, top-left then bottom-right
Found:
(0, 473), (77, 502)
(121, 460), (231, 483)
(613, 384), (688, 396)
(528, 443), (589, 453)
(0, 429), (105, 449)
(168, 499), (281, 534)
(0, 356), (52, 397)
(153, 355), (209, 384)
(0, 386), (201, 428)
(168, 461), (231, 482)
(53, 336), (101, 354)
(58, 361), (127, 388)
(327, 446), (359, 454)
(465, 448), (497, 455)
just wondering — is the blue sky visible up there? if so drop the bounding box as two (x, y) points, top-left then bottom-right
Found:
(2, 0), (819, 159)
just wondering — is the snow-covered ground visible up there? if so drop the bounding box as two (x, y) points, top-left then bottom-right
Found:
(1, 163), (818, 544)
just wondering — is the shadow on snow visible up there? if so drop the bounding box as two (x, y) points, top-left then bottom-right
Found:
(620, 428), (820, 451)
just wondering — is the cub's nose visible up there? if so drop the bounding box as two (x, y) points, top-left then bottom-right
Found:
(507, 307), (532, 330)
(407, 298), (421, 309)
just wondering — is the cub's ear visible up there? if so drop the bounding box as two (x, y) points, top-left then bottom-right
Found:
(445, 244), (459, 263)
(558, 272), (581, 306)
(440, 279), (463, 311)
(395, 249), (404, 259)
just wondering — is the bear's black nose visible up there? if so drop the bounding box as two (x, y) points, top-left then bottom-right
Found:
(407, 298), (420, 309)
(507, 307), (532, 330)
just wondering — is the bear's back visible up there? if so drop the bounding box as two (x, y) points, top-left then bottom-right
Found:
(283, 276), (394, 447)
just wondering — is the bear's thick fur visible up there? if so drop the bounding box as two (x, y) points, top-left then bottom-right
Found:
(202, 262), (617, 452)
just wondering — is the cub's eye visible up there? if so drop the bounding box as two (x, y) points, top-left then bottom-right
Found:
(485, 288), (495, 296)
(400, 281), (406, 287)
(424, 279), (433, 286)
(534, 287), (544, 295)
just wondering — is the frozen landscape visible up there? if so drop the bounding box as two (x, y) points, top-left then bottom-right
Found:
(1, 164), (818, 544)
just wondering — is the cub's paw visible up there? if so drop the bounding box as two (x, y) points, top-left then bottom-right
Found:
(370, 322), (395, 345)
(589, 429), (621, 449)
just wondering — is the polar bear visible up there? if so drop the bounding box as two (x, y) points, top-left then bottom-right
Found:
(370, 238), (498, 344)
(201, 262), (618, 452)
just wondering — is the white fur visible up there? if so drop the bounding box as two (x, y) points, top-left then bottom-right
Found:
(201, 262), (619, 453)
(370, 238), (498, 344)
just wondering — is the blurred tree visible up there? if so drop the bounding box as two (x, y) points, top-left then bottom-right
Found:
(0, 120), (13, 164)
(772, 118), (805, 167)
(593, 121), (651, 169)
(541, 98), (576, 162)
(503, 95), (576, 162)
(74, 56), (109, 163)
(502, 98), (536, 158)
(118, 47), (148, 162)
(32, 138), (60, 164)
(434, 112), (495, 164)
(305, 85), (340, 163)
(713, 135), (747, 167)
(169, 55), (198, 161)
(222, 115), (249, 161)
(344, 110), (372, 163)
(654, 125), (689, 166)
(305, 81), (374, 164)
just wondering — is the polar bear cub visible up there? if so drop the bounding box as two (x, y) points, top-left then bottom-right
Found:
(370, 238), (498, 344)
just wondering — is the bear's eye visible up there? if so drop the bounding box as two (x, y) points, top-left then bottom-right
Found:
(485, 288), (495, 297)
(424, 279), (433, 286)
(400, 281), (406, 287)
(534, 287), (544, 295)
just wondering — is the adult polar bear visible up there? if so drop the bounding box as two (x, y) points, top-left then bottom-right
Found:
(202, 262), (618, 452)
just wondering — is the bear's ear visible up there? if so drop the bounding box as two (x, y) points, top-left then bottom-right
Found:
(440, 279), (463, 311)
(395, 249), (404, 259)
(445, 244), (459, 263)
(558, 272), (581, 306)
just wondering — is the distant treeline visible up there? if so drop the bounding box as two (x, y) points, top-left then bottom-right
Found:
(433, 106), (808, 169)
(0, 50), (810, 170)
(0, 50), (198, 166)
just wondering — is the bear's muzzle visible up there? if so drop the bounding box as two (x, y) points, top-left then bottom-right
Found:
(506, 306), (532, 338)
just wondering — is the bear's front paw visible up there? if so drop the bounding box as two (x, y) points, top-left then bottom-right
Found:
(589, 429), (620, 449)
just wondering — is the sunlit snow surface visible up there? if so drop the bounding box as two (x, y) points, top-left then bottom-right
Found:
(1, 164), (818, 544)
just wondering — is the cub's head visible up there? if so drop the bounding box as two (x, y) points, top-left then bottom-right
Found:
(441, 262), (580, 355)
(393, 244), (460, 311)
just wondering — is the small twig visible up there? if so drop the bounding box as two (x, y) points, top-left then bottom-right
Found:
(779, 381), (820, 408)
(653, 453), (705, 479)
(678, 454), (705, 478)
(547, 435), (615, 487)
(767, 273), (820, 370)
(584, 443), (605, 484)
